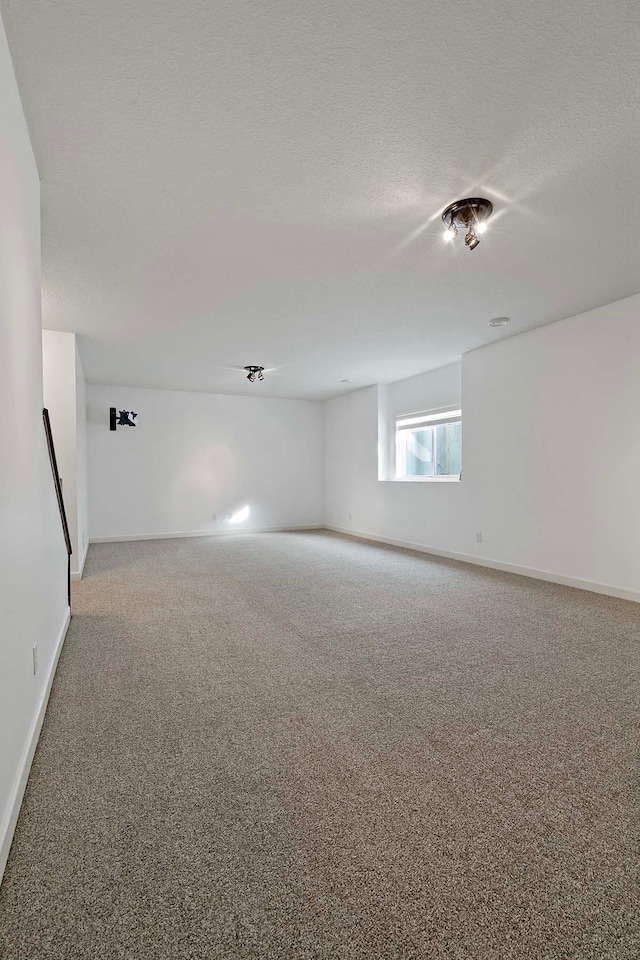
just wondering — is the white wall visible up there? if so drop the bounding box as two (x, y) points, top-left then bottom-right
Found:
(325, 294), (640, 600)
(87, 384), (324, 540)
(0, 18), (69, 880)
(42, 331), (89, 578)
(388, 362), (461, 419)
(75, 341), (89, 567)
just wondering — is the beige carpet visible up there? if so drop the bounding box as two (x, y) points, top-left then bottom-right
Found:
(0, 530), (638, 958)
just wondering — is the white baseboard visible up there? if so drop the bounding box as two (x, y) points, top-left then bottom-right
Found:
(324, 525), (640, 604)
(71, 538), (89, 581)
(90, 523), (324, 544)
(0, 606), (71, 884)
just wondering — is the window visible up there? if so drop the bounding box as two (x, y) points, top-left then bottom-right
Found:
(395, 408), (461, 480)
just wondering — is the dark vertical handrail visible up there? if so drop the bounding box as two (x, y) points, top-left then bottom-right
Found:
(43, 408), (72, 607)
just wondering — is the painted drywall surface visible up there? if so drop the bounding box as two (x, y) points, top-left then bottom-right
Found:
(42, 331), (78, 569)
(461, 294), (640, 590)
(324, 294), (640, 595)
(75, 342), (89, 568)
(0, 16), (68, 878)
(87, 385), (324, 539)
(388, 362), (461, 418)
(325, 383), (469, 550)
(325, 385), (384, 530)
(326, 364), (465, 544)
(42, 331), (88, 576)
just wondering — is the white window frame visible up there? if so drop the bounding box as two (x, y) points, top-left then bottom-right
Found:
(395, 407), (462, 482)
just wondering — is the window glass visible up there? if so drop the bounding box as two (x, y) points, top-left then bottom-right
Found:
(395, 410), (461, 479)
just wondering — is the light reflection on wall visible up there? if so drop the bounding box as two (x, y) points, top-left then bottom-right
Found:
(229, 505), (250, 524)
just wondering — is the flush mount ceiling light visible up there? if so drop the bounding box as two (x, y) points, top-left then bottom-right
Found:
(244, 365), (265, 382)
(442, 197), (494, 250)
(488, 317), (510, 327)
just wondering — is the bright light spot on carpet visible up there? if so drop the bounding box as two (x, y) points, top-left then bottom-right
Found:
(229, 505), (250, 524)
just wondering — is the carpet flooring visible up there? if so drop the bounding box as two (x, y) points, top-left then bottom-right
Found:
(0, 530), (639, 959)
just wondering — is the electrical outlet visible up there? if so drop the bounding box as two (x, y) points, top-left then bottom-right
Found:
(348, 513), (352, 521)
(32, 644), (38, 675)
(476, 532), (483, 543)
(211, 513), (217, 521)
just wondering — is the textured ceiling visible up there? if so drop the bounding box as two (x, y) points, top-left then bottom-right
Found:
(2, 0), (639, 399)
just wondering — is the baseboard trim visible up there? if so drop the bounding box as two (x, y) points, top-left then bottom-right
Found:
(90, 524), (324, 544)
(0, 606), (71, 884)
(71, 538), (89, 581)
(323, 525), (640, 603)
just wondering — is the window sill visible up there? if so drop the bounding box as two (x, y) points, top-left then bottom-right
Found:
(384, 476), (461, 483)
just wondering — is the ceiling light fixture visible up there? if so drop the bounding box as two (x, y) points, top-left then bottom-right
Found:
(244, 365), (265, 382)
(488, 317), (510, 327)
(441, 197), (493, 250)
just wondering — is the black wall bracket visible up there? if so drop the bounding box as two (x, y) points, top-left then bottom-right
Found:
(110, 408), (137, 430)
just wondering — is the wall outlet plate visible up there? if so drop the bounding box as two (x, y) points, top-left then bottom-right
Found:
(476, 532), (483, 543)
(212, 513), (217, 521)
